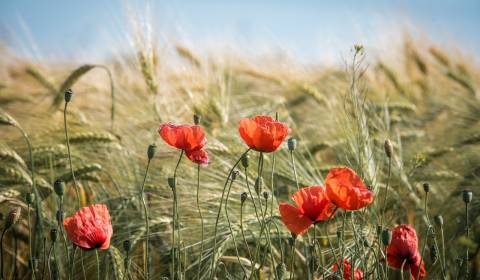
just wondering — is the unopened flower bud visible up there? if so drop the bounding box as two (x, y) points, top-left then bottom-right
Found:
(123, 240), (131, 252)
(241, 154), (249, 168)
(336, 229), (342, 239)
(240, 192), (248, 204)
(430, 244), (438, 263)
(231, 170), (239, 181)
(193, 114), (201, 125)
(5, 207), (21, 230)
(168, 177), (176, 189)
(50, 228), (58, 243)
(56, 210), (64, 224)
(254, 177), (263, 194)
(54, 179), (64, 196)
(463, 189), (473, 204)
(147, 144), (156, 160)
(434, 215), (443, 227)
(288, 236), (296, 246)
(423, 183), (430, 193)
(376, 225), (383, 235)
(275, 263), (287, 280)
(263, 191), (269, 200)
(381, 229), (392, 246)
(26, 193), (35, 205)
(64, 89), (73, 103)
(287, 138), (297, 151)
(384, 139), (393, 158)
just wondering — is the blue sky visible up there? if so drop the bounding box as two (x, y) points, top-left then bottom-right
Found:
(1, 0), (479, 63)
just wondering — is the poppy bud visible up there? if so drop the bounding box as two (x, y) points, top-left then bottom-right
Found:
(275, 263), (286, 279)
(5, 207), (21, 230)
(64, 89), (73, 103)
(147, 144), (156, 160)
(240, 192), (248, 204)
(381, 229), (392, 246)
(168, 177), (176, 189)
(193, 114), (201, 125)
(376, 225), (383, 235)
(254, 177), (263, 194)
(384, 139), (393, 158)
(287, 138), (297, 151)
(54, 179), (64, 196)
(434, 215), (444, 227)
(231, 170), (239, 181)
(463, 189), (473, 204)
(241, 154), (249, 168)
(263, 191), (269, 200)
(363, 238), (371, 247)
(423, 183), (430, 193)
(56, 210), (64, 224)
(25, 192), (35, 205)
(430, 244), (438, 263)
(50, 228), (58, 243)
(123, 240), (131, 252)
(288, 236), (295, 247)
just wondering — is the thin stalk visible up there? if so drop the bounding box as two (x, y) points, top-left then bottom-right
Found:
(289, 239), (296, 280)
(80, 251), (86, 280)
(96, 250), (100, 280)
(140, 157), (152, 280)
(27, 204), (36, 280)
(41, 238), (46, 280)
(240, 202), (253, 261)
(289, 151), (300, 191)
(210, 149), (250, 279)
(196, 164), (205, 280)
(13, 234), (18, 280)
(0, 229), (6, 280)
(69, 246), (77, 280)
(400, 259), (407, 280)
(64, 102), (81, 208)
(465, 202), (469, 278)
(46, 242), (54, 280)
(440, 224), (446, 279)
(416, 192), (430, 279)
(171, 150), (184, 280)
(339, 212), (347, 277)
(380, 158), (391, 226)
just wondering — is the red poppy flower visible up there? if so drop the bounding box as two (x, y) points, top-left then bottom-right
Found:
(325, 167), (373, 211)
(331, 259), (364, 280)
(279, 186), (335, 235)
(386, 224), (426, 280)
(158, 123), (206, 152)
(238, 115), (289, 153)
(63, 204), (113, 250)
(186, 149), (209, 166)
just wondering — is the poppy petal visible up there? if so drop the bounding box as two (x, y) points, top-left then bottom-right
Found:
(291, 186), (335, 221)
(279, 203), (313, 235)
(325, 167), (373, 210)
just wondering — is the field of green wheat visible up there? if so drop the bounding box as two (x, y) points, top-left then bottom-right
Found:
(0, 31), (479, 280)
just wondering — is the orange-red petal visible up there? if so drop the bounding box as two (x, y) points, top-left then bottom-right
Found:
(291, 186), (335, 221)
(158, 123), (206, 151)
(279, 203), (313, 235)
(325, 167), (373, 210)
(238, 115), (289, 153)
(186, 149), (209, 166)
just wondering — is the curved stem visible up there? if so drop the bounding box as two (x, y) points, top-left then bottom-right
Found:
(210, 149), (250, 279)
(64, 102), (82, 208)
(240, 203), (253, 261)
(47, 243), (54, 280)
(196, 164), (205, 280)
(289, 239), (296, 280)
(140, 158), (152, 280)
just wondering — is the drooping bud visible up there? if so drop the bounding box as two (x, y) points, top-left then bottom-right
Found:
(64, 89), (73, 103)
(231, 170), (239, 181)
(423, 183), (430, 193)
(434, 215), (444, 227)
(50, 228), (58, 243)
(168, 177), (176, 189)
(287, 138), (297, 151)
(241, 154), (249, 168)
(381, 229), (392, 246)
(463, 189), (473, 204)
(147, 144), (156, 160)
(430, 244), (438, 263)
(384, 139), (393, 158)
(193, 114), (201, 125)
(376, 225), (383, 235)
(25, 193), (35, 205)
(56, 210), (64, 224)
(240, 192), (248, 204)
(275, 263), (287, 280)
(5, 207), (21, 230)
(263, 191), (269, 200)
(123, 240), (131, 252)
(54, 179), (64, 196)
(254, 177), (263, 194)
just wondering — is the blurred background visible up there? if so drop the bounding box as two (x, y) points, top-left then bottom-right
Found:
(1, 0), (479, 64)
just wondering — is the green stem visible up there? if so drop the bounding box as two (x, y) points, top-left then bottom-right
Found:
(289, 239), (296, 280)
(70, 246), (77, 280)
(196, 164), (205, 280)
(171, 150), (184, 280)
(210, 149), (250, 279)
(465, 202), (469, 278)
(289, 151), (300, 191)
(140, 157), (152, 280)
(64, 102), (82, 208)
(380, 158), (391, 226)
(240, 202), (253, 261)
(96, 250), (100, 280)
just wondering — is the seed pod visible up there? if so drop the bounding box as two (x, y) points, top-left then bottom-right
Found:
(193, 114), (201, 125)
(254, 177), (263, 194)
(241, 154), (249, 168)
(423, 183), (430, 193)
(123, 240), (131, 252)
(384, 139), (393, 158)
(275, 263), (287, 280)
(381, 229), (392, 246)
(5, 207), (21, 230)
(434, 215), (444, 227)
(240, 192), (248, 204)
(56, 210), (64, 224)
(147, 144), (156, 160)
(25, 193), (35, 205)
(463, 189), (473, 204)
(263, 191), (269, 200)
(430, 244), (438, 264)
(50, 228), (58, 243)
(231, 170), (239, 181)
(53, 179), (64, 196)
(168, 177), (176, 189)
(287, 138), (297, 151)
(64, 89), (73, 103)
